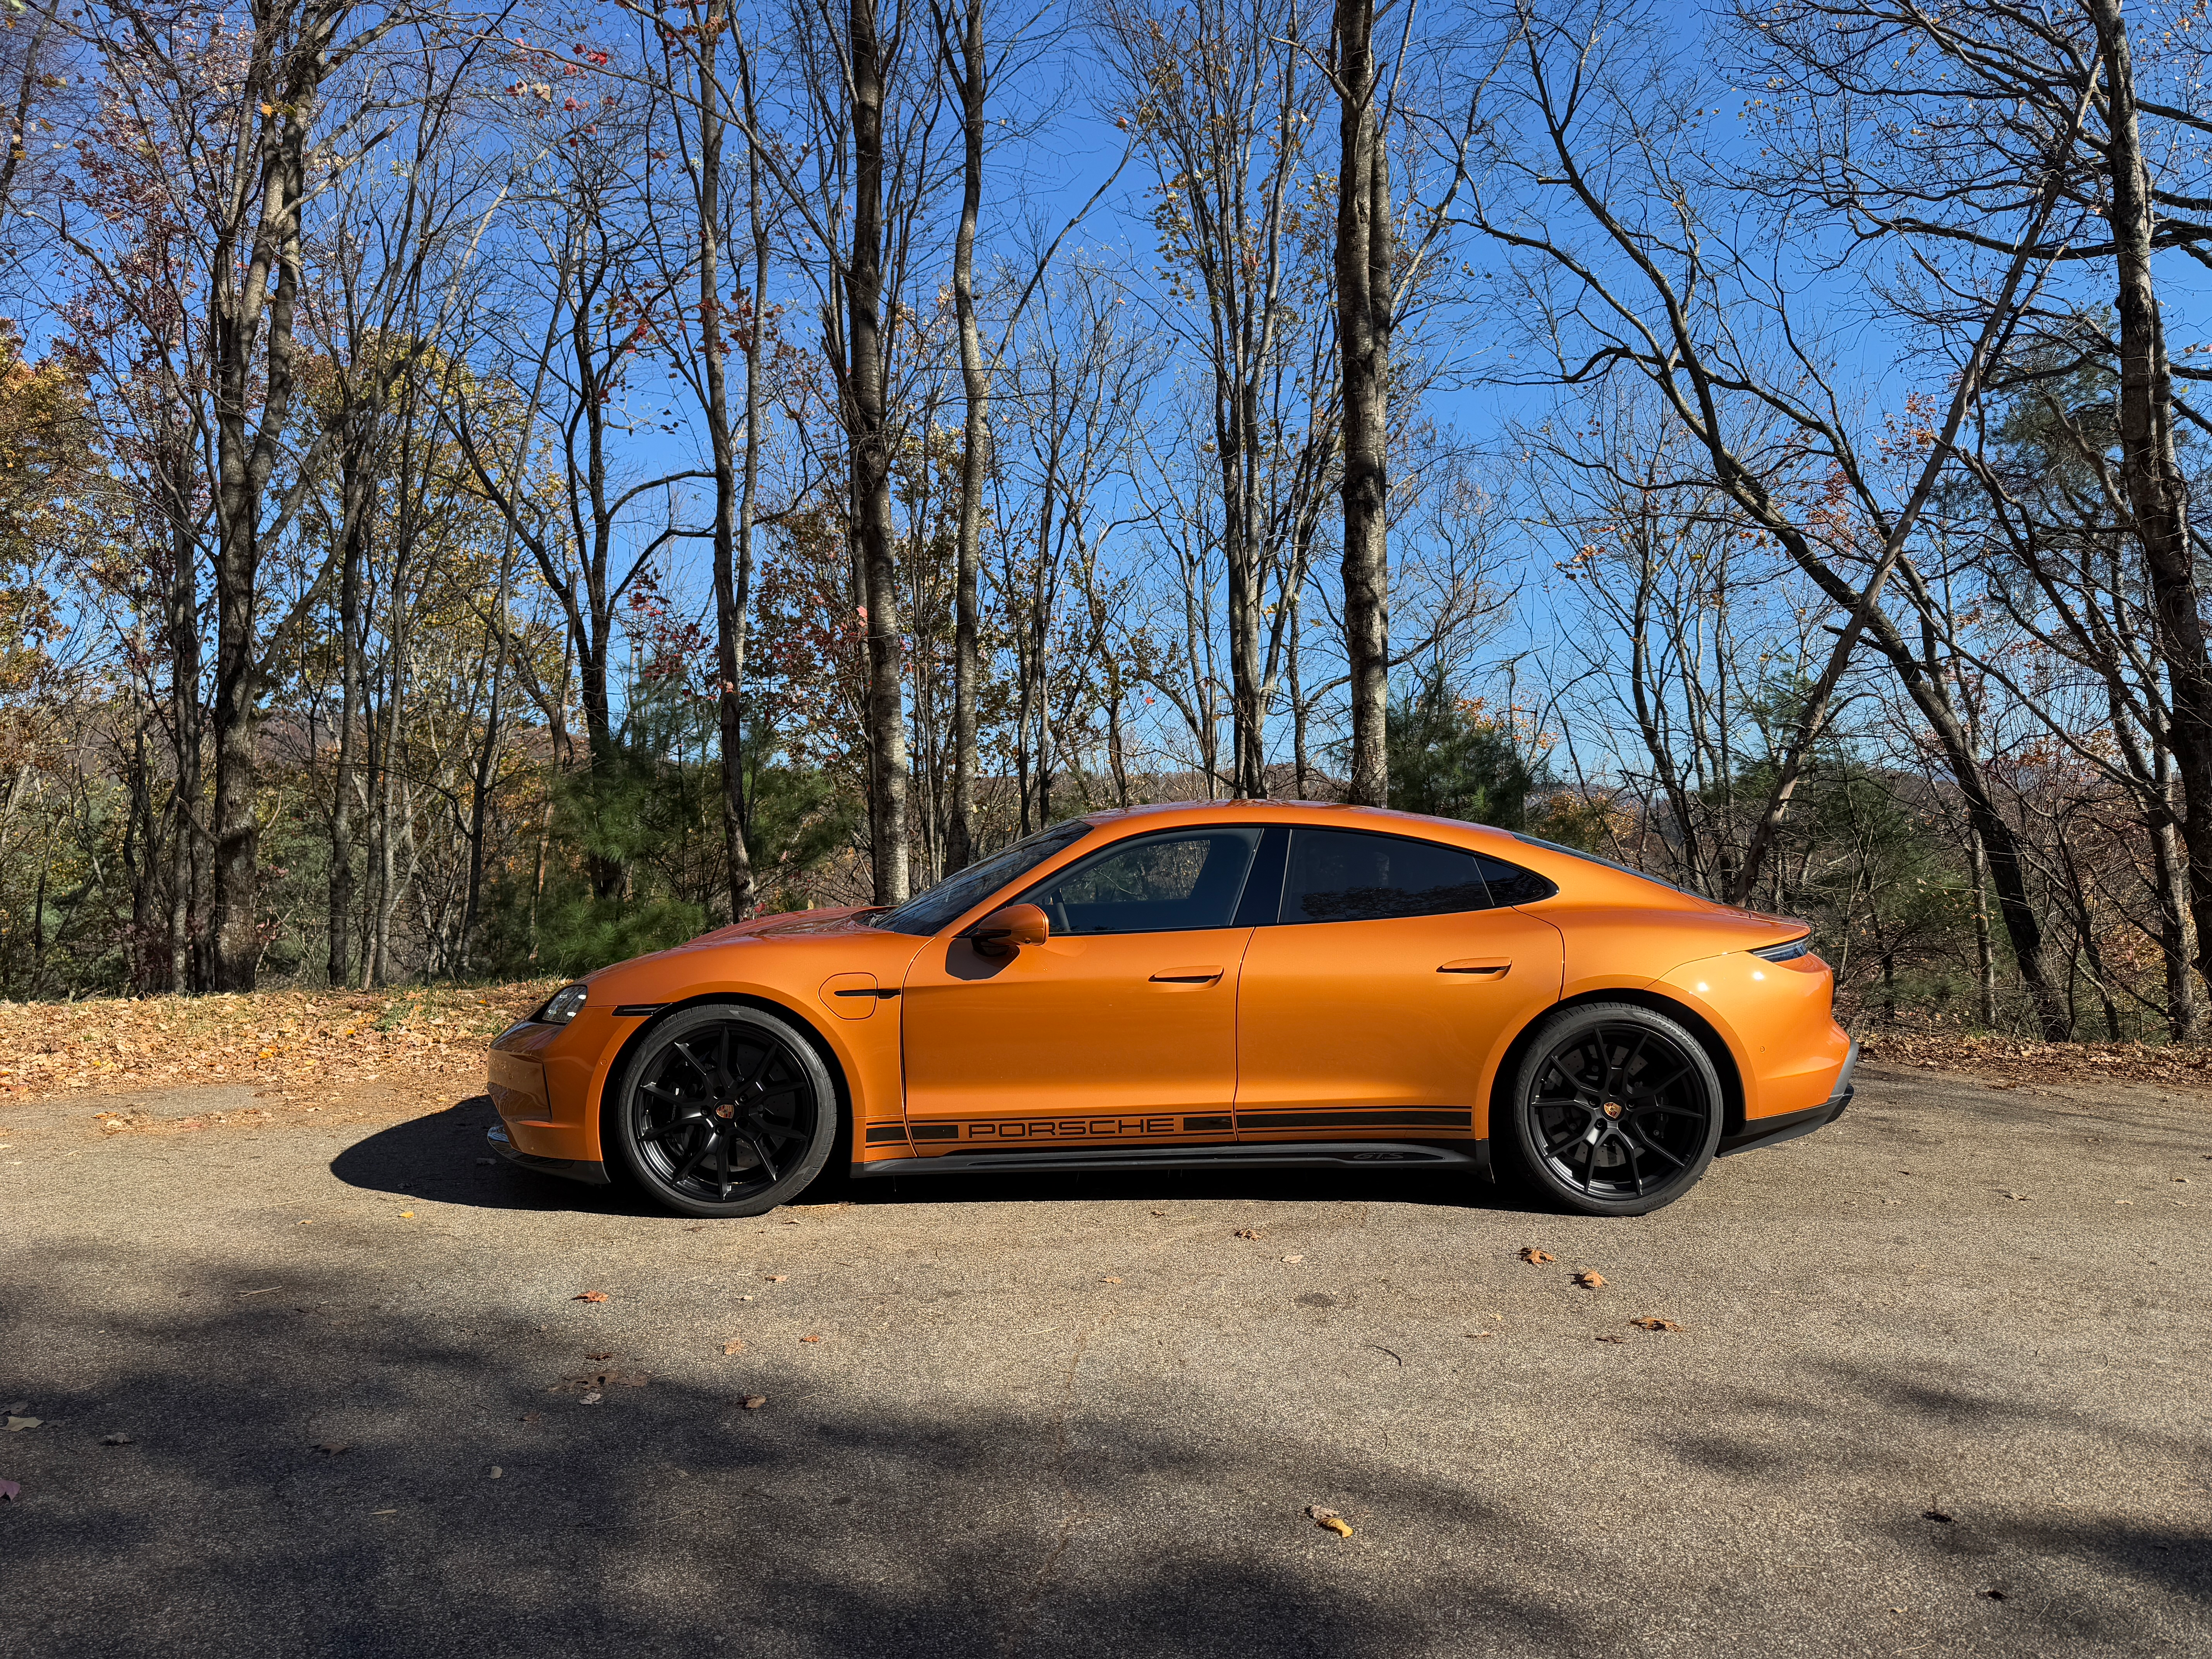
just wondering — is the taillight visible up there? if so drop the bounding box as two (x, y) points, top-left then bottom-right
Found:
(1751, 937), (1813, 963)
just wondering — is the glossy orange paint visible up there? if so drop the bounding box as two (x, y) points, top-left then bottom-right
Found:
(485, 800), (1852, 1183)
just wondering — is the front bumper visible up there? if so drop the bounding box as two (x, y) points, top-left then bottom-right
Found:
(1717, 1038), (1858, 1158)
(486, 1119), (610, 1186)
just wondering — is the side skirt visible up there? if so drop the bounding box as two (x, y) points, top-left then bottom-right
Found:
(854, 1139), (1489, 1180)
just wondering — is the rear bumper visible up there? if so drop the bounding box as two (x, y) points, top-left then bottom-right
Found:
(487, 1119), (610, 1186)
(1718, 1039), (1857, 1158)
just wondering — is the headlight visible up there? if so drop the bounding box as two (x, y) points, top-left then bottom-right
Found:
(536, 982), (589, 1024)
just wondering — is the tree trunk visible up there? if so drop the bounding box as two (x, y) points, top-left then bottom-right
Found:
(702, 0), (760, 924)
(1335, 0), (1389, 807)
(2085, 0), (2212, 986)
(1967, 818), (1997, 1030)
(945, 0), (988, 873)
(328, 457), (366, 987)
(849, 0), (909, 903)
(2153, 782), (2203, 1040)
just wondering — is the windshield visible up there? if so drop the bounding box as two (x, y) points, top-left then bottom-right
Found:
(866, 821), (1094, 935)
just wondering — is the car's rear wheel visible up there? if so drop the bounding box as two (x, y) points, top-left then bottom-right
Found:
(1499, 1003), (1722, 1217)
(610, 1005), (838, 1218)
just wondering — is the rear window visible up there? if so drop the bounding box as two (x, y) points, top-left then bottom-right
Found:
(1511, 832), (1704, 900)
(1278, 829), (1493, 922)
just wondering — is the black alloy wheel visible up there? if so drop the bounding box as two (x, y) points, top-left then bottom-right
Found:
(1504, 1003), (1723, 1217)
(611, 1005), (838, 1218)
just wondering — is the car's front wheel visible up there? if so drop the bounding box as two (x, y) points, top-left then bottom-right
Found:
(1499, 1003), (1723, 1217)
(610, 1005), (838, 1218)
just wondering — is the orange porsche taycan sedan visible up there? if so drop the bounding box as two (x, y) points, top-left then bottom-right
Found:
(484, 801), (1856, 1219)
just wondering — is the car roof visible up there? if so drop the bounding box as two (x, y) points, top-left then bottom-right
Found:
(1078, 799), (1516, 839)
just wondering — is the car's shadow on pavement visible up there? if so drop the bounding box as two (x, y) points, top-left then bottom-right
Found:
(329, 1095), (1556, 1216)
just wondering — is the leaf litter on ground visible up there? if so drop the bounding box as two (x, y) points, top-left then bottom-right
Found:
(1306, 1505), (1354, 1537)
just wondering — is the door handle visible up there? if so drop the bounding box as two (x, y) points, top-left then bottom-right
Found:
(1438, 958), (1511, 977)
(1149, 967), (1224, 984)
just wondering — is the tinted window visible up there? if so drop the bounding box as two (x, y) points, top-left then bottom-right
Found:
(1024, 829), (1262, 935)
(1475, 854), (1557, 906)
(1511, 832), (1696, 899)
(867, 821), (1092, 935)
(1279, 829), (1492, 923)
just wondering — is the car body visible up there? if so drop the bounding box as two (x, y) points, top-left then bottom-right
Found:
(485, 800), (1856, 1217)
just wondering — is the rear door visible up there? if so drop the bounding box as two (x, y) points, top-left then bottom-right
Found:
(1233, 828), (1563, 1143)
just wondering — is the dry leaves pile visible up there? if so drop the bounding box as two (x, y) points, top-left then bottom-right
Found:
(0, 981), (557, 1104)
(1865, 1030), (2212, 1096)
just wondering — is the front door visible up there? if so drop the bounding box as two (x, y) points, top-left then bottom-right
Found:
(1234, 827), (1564, 1142)
(900, 826), (1266, 1151)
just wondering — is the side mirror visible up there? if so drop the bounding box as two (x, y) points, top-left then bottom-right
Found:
(969, 902), (1049, 957)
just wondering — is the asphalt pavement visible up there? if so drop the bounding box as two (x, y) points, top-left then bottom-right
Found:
(1, 1063), (2206, 1658)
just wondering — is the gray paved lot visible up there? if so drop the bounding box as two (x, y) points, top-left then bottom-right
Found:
(1, 1065), (2207, 1657)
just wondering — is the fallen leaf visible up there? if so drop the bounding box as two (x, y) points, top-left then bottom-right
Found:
(371, 1508), (398, 1516)
(1281, 1254), (1304, 1262)
(574, 1291), (609, 1303)
(1306, 1505), (1354, 1537)
(297, 1219), (314, 1226)
(1466, 1331), (1495, 1339)
(2001, 1192), (2029, 1202)
(520, 1413), (541, 1424)
(721, 1340), (745, 1355)
(1595, 1334), (1627, 1344)
(488, 1466), (503, 1479)
(316, 1442), (351, 1456)
(1630, 1316), (1682, 1333)
(1150, 1209), (1167, 1217)
(765, 1274), (788, 1282)
(1979, 1589), (2008, 1602)
(1922, 1509), (1953, 1524)
(5, 1417), (41, 1432)
(580, 1392), (602, 1405)
(586, 1351), (614, 1361)
(800, 1334), (823, 1344)
(101, 1432), (133, 1446)
(1574, 1271), (1606, 1290)
(1518, 1247), (1553, 1264)
(742, 1396), (768, 1410)
(0, 1478), (17, 1501)
(1100, 1276), (1123, 1285)
(1232, 1228), (1263, 1240)
(397, 1211), (414, 1219)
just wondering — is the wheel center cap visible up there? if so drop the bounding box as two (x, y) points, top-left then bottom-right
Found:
(715, 1104), (735, 1120)
(1602, 1100), (1622, 1119)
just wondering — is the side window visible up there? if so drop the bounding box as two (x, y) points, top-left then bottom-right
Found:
(1475, 854), (1557, 906)
(1279, 829), (1492, 923)
(1023, 829), (1263, 935)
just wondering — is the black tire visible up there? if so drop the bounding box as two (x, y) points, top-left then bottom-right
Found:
(610, 1004), (838, 1219)
(1496, 1002), (1723, 1217)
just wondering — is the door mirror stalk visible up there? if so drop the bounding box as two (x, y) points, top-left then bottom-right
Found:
(969, 903), (1050, 957)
